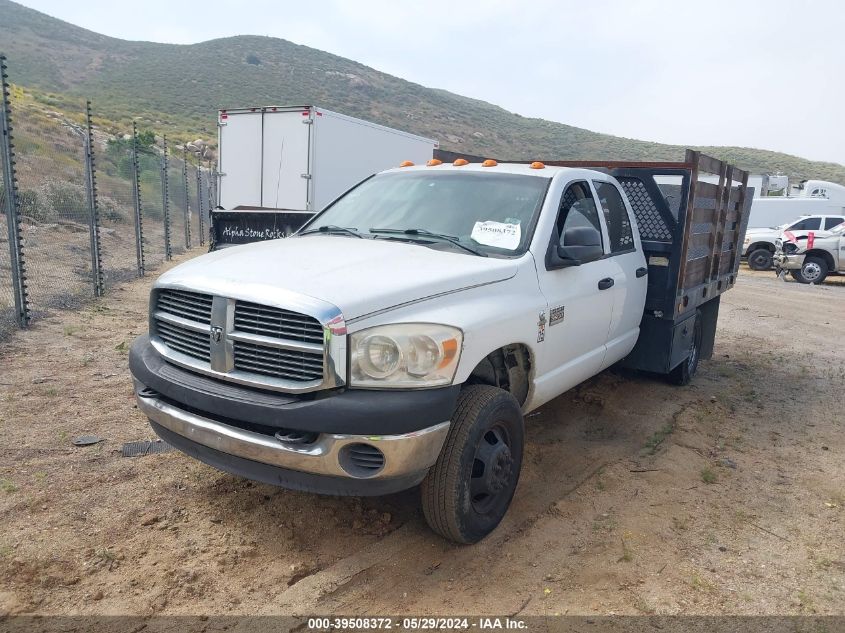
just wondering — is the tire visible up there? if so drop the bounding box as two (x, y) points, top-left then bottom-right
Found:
(421, 385), (524, 544)
(747, 248), (773, 271)
(668, 310), (702, 386)
(792, 256), (828, 284)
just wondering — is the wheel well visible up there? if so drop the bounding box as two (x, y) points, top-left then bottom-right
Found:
(748, 242), (775, 253)
(805, 249), (835, 270)
(466, 344), (532, 406)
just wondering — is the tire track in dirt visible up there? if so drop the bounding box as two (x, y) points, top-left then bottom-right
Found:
(267, 379), (696, 614)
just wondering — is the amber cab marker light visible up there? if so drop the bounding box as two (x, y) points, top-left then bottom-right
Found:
(427, 158), (443, 166)
(482, 159), (498, 167)
(453, 158), (469, 166)
(529, 161), (546, 169)
(399, 160), (414, 167)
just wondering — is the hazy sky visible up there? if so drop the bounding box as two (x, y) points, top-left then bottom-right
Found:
(16, 0), (845, 165)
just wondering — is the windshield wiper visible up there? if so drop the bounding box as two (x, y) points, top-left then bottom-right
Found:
(369, 228), (487, 257)
(299, 224), (364, 238)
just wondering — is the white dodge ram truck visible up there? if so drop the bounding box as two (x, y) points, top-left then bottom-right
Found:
(774, 220), (845, 284)
(130, 151), (751, 543)
(743, 214), (845, 270)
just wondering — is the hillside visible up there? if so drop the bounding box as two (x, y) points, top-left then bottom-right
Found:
(1, 0), (844, 184)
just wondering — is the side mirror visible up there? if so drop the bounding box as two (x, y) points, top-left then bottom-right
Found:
(556, 226), (603, 266)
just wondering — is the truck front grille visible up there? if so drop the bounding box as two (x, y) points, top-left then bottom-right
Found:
(234, 301), (324, 344)
(153, 290), (329, 391)
(233, 341), (324, 382)
(157, 289), (213, 324)
(154, 319), (211, 362)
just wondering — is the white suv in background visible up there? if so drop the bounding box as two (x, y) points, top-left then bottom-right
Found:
(742, 214), (845, 270)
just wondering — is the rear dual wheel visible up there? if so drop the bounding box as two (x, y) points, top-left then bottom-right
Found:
(668, 310), (703, 386)
(421, 385), (524, 544)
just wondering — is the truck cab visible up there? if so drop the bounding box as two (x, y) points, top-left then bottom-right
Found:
(130, 152), (750, 543)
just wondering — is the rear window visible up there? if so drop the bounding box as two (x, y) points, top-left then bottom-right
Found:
(594, 181), (634, 253)
(790, 217), (821, 231)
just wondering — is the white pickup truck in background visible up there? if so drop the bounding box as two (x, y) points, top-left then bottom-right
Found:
(743, 213), (845, 270)
(775, 220), (845, 284)
(130, 151), (751, 543)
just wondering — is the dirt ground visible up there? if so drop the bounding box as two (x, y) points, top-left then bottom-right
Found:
(0, 254), (843, 617)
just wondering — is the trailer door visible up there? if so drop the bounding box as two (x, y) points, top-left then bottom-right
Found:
(261, 110), (311, 210)
(218, 111), (262, 209)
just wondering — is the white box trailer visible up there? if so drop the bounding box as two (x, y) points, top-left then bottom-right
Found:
(214, 106), (438, 246)
(746, 197), (845, 228)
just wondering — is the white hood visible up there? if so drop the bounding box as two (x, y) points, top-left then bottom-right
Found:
(157, 236), (519, 320)
(745, 227), (779, 236)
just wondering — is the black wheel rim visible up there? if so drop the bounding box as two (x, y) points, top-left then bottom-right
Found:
(470, 423), (514, 514)
(687, 319), (702, 373)
(751, 252), (769, 268)
(687, 337), (698, 373)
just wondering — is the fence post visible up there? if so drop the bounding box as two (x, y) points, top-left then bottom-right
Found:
(131, 121), (145, 277)
(0, 55), (30, 327)
(84, 100), (104, 297)
(182, 145), (191, 249)
(196, 163), (205, 246)
(205, 160), (213, 214)
(210, 162), (218, 208)
(161, 135), (172, 260)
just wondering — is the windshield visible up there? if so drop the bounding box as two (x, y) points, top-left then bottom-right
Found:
(299, 171), (550, 256)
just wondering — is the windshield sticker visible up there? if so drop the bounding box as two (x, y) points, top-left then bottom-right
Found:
(471, 221), (521, 250)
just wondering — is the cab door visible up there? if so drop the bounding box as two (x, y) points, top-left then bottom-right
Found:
(533, 181), (615, 404)
(592, 179), (648, 368)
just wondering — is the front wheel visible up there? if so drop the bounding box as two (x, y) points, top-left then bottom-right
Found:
(792, 256), (828, 284)
(421, 385), (524, 544)
(668, 310), (702, 386)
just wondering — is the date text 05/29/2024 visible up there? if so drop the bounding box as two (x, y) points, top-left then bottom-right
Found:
(307, 617), (529, 631)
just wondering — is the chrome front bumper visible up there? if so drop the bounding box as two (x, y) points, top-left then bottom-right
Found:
(774, 252), (804, 271)
(135, 390), (450, 481)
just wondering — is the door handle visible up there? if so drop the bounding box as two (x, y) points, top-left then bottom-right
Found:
(636, 267), (648, 278)
(598, 277), (614, 290)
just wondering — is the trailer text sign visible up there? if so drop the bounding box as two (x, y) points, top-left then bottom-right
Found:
(212, 211), (315, 247)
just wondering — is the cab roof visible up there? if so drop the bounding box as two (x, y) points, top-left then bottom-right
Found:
(382, 162), (585, 178)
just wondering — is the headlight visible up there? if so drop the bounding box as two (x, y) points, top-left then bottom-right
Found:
(350, 323), (462, 388)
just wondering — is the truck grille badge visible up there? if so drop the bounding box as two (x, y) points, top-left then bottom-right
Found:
(210, 326), (223, 343)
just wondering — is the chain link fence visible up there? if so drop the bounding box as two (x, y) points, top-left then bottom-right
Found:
(14, 107), (94, 314)
(0, 55), (218, 340)
(97, 133), (142, 288)
(166, 145), (187, 257)
(137, 139), (168, 271)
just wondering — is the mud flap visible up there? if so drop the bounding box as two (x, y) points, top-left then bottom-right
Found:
(622, 299), (717, 375)
(697, 296), (720, 361)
